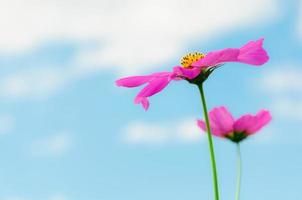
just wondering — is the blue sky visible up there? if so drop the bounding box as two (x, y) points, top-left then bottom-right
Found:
(0, 0), (301, 200)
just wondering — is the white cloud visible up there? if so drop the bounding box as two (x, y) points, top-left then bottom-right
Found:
(271, 98), (302, 120)
(124, 121), (169, 144)
(0, 194), (68, 200)
(260, 68), (302, 94)
(246, 126), (277, 144)
(48, 194), (68, 200)
(122, 118), (204, 144)
(1, 197), (26, 200)
(0, 0), (280, 100)
(0, 0), (279, 75)
(0, 68), (70, 100)
(254, 67), (302, 144)
(176, 119), (204, 142)
(257, 67), (302, 121)
(0, 114), (14, 134)
(30, 132), (74, 157)
(298, 0), (302, 38)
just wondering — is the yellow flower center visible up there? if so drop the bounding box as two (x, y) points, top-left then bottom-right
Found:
(180, 52), (204, 68)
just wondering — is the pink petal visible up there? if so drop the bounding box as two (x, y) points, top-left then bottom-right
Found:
(116, 72), (171, 88)
(141, 97), (150, 110)
(191, 38), (269, 68)
(192, 48), (239, 68)
(135, 76), (171, 98)
(172, 66), (201, 79)
(115, 76), (153, 87)
(237, 38), (269, 65)
(234, 110), (272, 135)
(197, 107), (235, 137)
(197, 120), (206, 132)
(134, 75), (171, 110)
(197, 119), (224, 137)
(134, 97), (150, 110)
(233, 115), (254, 133)
(208, 106), (235, 137)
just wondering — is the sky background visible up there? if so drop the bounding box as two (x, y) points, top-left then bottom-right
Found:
(0, 0), (301, 199)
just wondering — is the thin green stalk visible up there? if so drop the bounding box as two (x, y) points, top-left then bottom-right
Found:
(235, 144), (242, 200)
(197, 84), (219, 200)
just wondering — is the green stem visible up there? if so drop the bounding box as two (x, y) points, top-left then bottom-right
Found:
(235, 144), (242, 200)
(197, 84), (219, 200)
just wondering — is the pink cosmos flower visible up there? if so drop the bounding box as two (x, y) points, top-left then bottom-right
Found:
(116, 38), (269, 110)
(197, 107), (272, 142)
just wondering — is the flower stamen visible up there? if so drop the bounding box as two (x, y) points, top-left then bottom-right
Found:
(181, 52), (204, 68)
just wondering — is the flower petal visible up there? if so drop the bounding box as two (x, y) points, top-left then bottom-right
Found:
(197, 106), (235, 137)
(191, 48), (239, 67)
(234, 110), (272, 135)
(237, 38), (269, 65)
(116, 72), (172, 88)
(133, 96), (150, 110)
(135, 76), (171, 98)
(233, 115), (254, 133)
(197, 120), (206, 132)
(115, 76), (153, 87)
(191, 38), (269, 68)
(134, 74), (172, 110)
(140, 97), (150, 110)
(208, 106), (235, 137)
(172, 66), (201, 79)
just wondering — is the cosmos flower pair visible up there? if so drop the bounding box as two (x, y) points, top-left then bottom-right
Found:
(116, 38), (271, 199)
(116, 38), (271, 142)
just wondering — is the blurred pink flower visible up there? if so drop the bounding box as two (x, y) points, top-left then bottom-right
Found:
(116, 38), (269, 110)
(197, 107), (272, 142)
